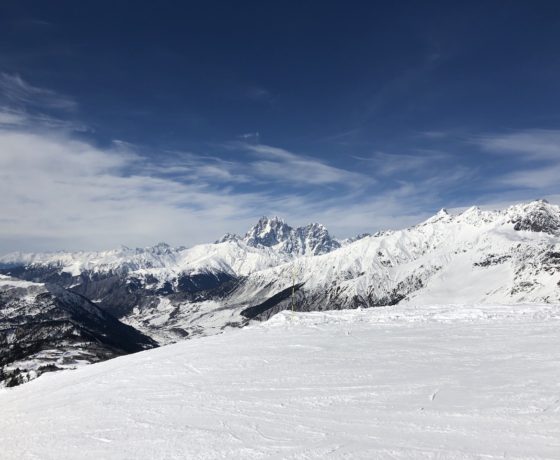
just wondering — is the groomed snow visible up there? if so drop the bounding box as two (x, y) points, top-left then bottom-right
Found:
(1, 304), (560, 459)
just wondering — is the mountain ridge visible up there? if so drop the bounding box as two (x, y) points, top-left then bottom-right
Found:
(0, 275), (156, 387)
(1, 199), (559, 385)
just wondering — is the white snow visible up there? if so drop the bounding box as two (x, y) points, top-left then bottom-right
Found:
(0, 240), (293, 280)
(1, 303), (559, 459)
(233, 200), (560, 310)
(122, 297), (235, 344)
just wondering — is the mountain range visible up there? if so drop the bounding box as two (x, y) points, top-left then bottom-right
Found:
(1, 199), (559, 386)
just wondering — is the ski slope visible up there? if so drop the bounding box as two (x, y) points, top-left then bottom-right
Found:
(1, 304), (560, 459)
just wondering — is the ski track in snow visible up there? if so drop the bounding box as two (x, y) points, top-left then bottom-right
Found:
(1, 304), (560, 459)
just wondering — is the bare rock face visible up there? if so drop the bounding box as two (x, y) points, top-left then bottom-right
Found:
(241, 217), (341, 255)
(509, 199), (560, 235)
(244, 216), (293, 248)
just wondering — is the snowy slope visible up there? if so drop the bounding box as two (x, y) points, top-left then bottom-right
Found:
(229, 200), (560, 320)
(1, 303), (559, 459)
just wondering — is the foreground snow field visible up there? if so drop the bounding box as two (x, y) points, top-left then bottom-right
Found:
(1, 304), (560, 459)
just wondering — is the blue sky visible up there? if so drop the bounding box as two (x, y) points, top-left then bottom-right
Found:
(1, 1), (560, 252)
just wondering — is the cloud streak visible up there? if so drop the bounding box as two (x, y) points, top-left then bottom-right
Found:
(2, 75), (559, 253)
(474, 129), (560, 160)
(244, 143), (370, 187)
(0, 123), (451, 253)
(0, 73), (77, 111)
(473, 129), (560, 190)
(0, 129), (267, 253)
(354, 150), (451, 177)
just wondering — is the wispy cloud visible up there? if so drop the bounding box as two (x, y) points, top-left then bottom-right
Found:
(4, 72), (557, 252)
(142, 142), (371, 190)
(0, 129), (265, 253)
(143, 151), (251, 184)
(0, 106), (89, 132)
(355, 150), (451, 177)
(0, 73), (77, 111)
(243, 143), (369, 187)
(0, 107), (26, 126)
(473, 129), (560, 189)
(474, 129), (560, 161)
(497, 166), (560, 189)
(0, 73), (87, 133)
(238, 132), (260, 142)
(0, 122), (452, 253)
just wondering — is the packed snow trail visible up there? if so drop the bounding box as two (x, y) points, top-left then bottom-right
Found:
(1, 304), (560, 459)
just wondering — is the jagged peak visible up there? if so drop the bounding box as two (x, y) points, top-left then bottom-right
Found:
(246, 216), (291, 235)
(297, 222), (328, 234)
(224, 216), (340, 255)
(248, 216), (290, 233)
(148, 242), (171, 251)
(216, 233), (241, 244)
(503, 200), (559, 220)
(145, 242), (175, 255)
(505, 199), (560, 234)
(256, 215), (286, 224)
(421, 207), (452, 225)
(463, 205), (481, 214)
(454, 205), (496, 226)
(507, 199), (556, 211)
(301, 222), (328, 231)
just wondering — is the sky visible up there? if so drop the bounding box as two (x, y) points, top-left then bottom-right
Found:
(1, 1), (560, 253)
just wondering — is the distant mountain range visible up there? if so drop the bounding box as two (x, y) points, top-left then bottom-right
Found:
(2, 199), (559, 386)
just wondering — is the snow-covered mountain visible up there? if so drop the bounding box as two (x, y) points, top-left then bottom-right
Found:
(0, 217), (340, 344)
(229, 200), (560, 322)
(0, 275), (155, 387)
(1, 199), (560, 385)
(218, 216), (341, 255)
(0, 219), (328, 282)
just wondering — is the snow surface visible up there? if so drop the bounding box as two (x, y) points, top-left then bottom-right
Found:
(1, 303), (560, 459)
